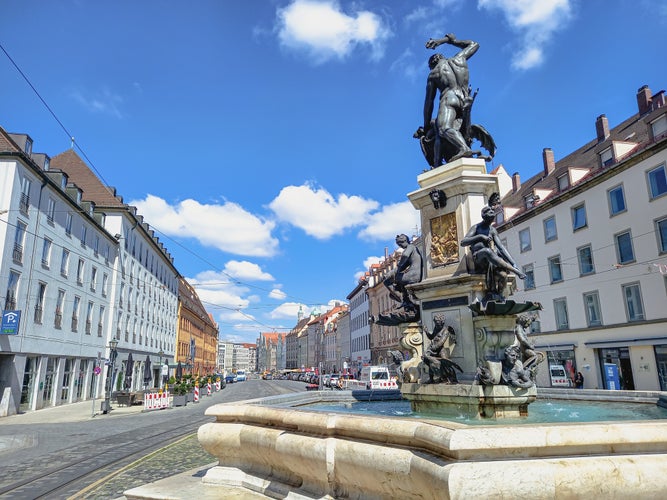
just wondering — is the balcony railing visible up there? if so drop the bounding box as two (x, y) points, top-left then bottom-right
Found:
(12, 243), (23, 264)
(97, 323), (103, 337)
(85, 320), (92, 334)
(55, 312), (63, 329)
(33, 305), (43, 324)
(19, 193), (29, 215)
(71, 317), (78, 332)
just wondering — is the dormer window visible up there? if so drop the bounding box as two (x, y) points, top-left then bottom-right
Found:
(651, 114), (667, 141)
(600, 147), (613, 167)
(524, 195), (536, 209)
(43, 157), (50, 171)
(25, 138), (32, 156)
(557, 174), (569, 192)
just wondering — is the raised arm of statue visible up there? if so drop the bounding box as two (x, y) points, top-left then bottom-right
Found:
(425, 33), (479, 60)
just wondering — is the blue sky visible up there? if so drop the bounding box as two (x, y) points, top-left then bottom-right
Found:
(2, 0), (665, 343)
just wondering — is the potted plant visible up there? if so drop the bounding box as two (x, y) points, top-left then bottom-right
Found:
(172, 381), (188, 407)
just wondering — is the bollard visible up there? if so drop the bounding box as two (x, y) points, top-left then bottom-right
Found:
(194, 383), (199, 403)
(207, 381), (211, 396)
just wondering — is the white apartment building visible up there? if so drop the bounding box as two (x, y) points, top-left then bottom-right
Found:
(496, 85), (667, 391)
(347, 278), (370, 377)
(0, 126), (178, 416)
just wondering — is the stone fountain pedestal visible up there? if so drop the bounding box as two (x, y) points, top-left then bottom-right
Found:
(401, 382), (536, 418)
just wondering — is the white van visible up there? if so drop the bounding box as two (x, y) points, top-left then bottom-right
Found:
(549, 364), (569, 387)
(347, 366), (398, 390)
(236, 370), (247, 382)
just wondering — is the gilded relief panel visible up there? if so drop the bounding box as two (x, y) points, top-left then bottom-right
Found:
(429, 212), (458, 267)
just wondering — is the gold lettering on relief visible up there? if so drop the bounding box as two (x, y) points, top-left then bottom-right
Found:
(430, 213), (458, 267)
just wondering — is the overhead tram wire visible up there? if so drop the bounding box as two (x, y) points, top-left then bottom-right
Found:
(2, 41), (335, 318)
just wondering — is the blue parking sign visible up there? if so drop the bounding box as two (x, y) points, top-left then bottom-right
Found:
(1, 310), (21, 335)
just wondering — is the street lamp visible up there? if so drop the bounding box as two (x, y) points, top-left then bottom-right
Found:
(158, 349), (164, 388)
(103, 338), (119, 414)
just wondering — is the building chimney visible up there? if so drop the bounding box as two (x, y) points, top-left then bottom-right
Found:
(512, 172), (521, 193)
(542, 148), (555, 176)
(637, 85), (652, 115)
(595, 114), (610, 142)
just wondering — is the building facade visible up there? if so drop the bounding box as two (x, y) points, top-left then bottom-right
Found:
(347, 278), (370, 377)
(0, 127), (180, 416)
(177, 277), (219, 375)
(496, 85), (667, 391)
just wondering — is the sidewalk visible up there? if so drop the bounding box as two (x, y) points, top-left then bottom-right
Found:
(0, 397), (146, 425)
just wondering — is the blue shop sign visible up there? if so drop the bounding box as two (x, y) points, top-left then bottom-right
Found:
(604, 363), (620, 390)
(1, 310), (21, 335)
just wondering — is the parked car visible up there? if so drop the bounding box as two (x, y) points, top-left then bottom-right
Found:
(225, 374), (237, 384)
(236, 370), (247, 382)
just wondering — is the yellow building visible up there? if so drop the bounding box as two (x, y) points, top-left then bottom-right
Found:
(177, 277), (218, 375)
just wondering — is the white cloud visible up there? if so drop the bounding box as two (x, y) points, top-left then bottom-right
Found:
(269, 301), (306, 320)
(269, 288), (287, 300)
(478, 0), (573, 70)
(276, 0), (391, 62)
(223, 260), (274, 281)
(357, 201), (420, 241)
(186, 271), (251, 311)
(130, 194), (279, 257)
(71, 86), (123, 118)
(269, 183), (379, 240)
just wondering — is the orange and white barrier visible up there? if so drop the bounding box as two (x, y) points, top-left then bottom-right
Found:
(207, 381), (212, 396)
(144, 391), (170, 411)
(215, 378), (221, 391)
(194, 384), (199, 403)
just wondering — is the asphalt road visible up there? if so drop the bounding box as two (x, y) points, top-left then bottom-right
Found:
(0, 378), (307, 499)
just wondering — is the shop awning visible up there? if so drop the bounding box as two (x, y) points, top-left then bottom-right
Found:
(534, 343), (576, 351)
(585, 336), (667, 348)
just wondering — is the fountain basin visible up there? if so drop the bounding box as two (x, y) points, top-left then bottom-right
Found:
(125, 391), (667, 499)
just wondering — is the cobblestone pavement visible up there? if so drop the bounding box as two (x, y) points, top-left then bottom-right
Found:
(74, 433), (216, 499)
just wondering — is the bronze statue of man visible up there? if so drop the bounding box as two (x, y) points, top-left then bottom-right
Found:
(461, 204), (525, 300)
(383, 234), (423, 309)
(415, 33), (495, 168)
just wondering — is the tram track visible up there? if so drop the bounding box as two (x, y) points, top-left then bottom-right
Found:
(0, 414), (212, 499)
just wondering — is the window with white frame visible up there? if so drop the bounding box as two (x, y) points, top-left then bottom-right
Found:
(622, 283), (644, 322)
(80, 225), (87, 248)
(519, 228), (531, 252)
(98, 305), (105, 337)
(571, 204), (587, 231)
(5, 270), (20, 310)
(13, 221), (27, 263)
(76, 259), (85, 285)
(577, 244), (595, 275)
(583, 291), (602, 327)
(47, 198), (56, 224)
(656, 217), (667, 254)
(607, 184), (626, 216)
(60, 249), (70, 277)
(90, 266), (98, 292)
(600, 147), (613, 167)
(65, 213), (72, 235)
(548, 255), (563, 283)
(20, 177), (31, 215)
(543, 216), (557, 242)
(34, 282), (46, 324)
(614, 230), (635, 264)
(41, 238), (52, 268)
(93, 236), (99, 256)
(522, 264), (535, 290)
(102, 273), (108, 297)
(651, 114), (667, 140)
(72, 296), (81, 331)
(55, 289), (65, 329)
(648, 164), (667, 199)
(557, 174), (569, 192)
(554, 297), (569, 330)
(85, 301), (94, 334)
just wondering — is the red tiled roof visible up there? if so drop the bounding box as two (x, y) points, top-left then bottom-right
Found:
(51, 149), (124, 207)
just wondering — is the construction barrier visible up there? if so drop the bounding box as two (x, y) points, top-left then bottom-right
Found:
(215, 378), (221, 391)
(194, 384), (199, 403)
(207, 381), (211, 396)
(144, 391), (170, 411)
